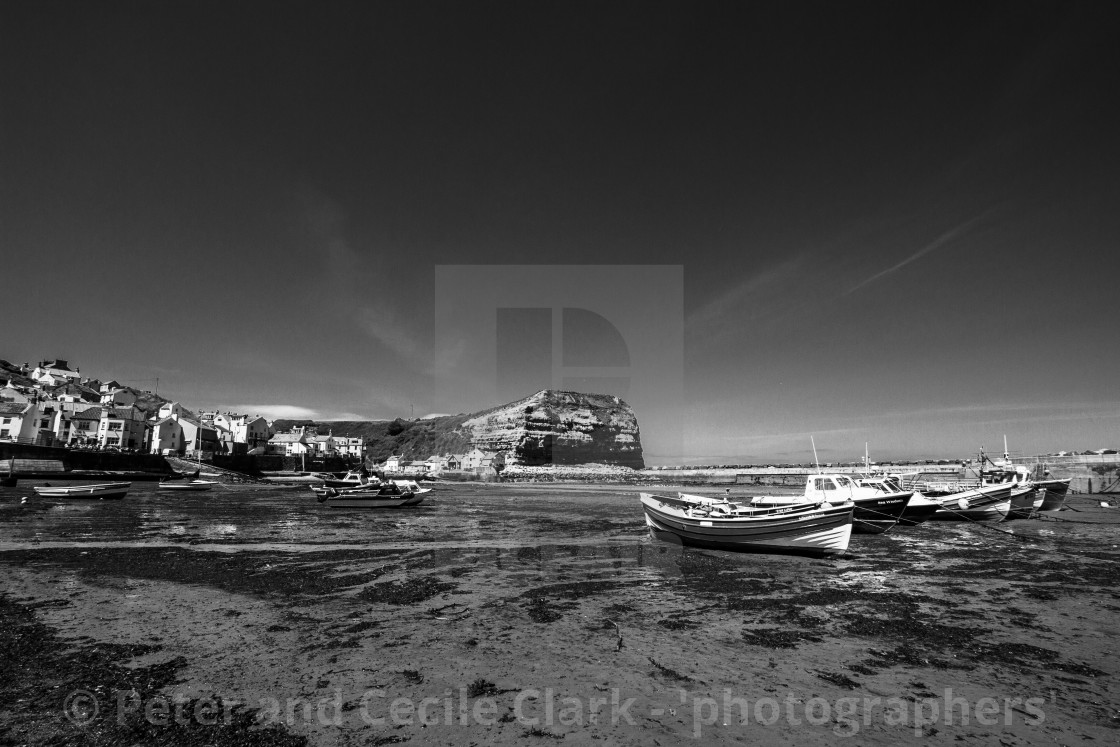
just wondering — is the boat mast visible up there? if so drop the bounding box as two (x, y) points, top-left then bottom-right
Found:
(811, 435), (822, 475)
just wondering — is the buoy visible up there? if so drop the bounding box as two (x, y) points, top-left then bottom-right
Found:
(957, 497), (970, 510)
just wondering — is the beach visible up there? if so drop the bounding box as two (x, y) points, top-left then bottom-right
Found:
(1, 481), (1118, 745)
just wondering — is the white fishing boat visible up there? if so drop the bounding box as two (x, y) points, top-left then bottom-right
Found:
(33, 482), (131, 500)
(311, 483), (424, 508)
(320, 467), (380, 489)
(391, 478), (432, 495)
(640, 493), (853, 557)
(924, 482), (1014, 521)
(723, 472), (911, 534)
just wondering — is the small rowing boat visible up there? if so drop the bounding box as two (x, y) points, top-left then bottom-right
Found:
(33, 482), (131, 500)
(158, 479), (217, 492)
(640, 493), (853, 557)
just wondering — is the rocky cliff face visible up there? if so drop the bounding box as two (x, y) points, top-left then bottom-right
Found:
(460, 390), (643, 468)
(276, 389), (644, 468)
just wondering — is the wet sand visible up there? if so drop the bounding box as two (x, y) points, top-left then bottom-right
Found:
(1, 481), (1118, 745)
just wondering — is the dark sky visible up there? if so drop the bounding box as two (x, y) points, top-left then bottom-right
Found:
(2, 1), (1117, 463)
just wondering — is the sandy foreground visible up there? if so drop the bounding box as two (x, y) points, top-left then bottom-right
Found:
(1, 481), (1118, 746)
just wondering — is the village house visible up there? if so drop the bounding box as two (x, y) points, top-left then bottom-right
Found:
(158, 401), (189, 420)
(210, 413), (271, 449)
(478, 452), (506, 475)
(69, 407), (101, 445)
(0, 401), (35, 442)
(1, 380), (30, 404)
(268, 429), (310, 456)
(41, 400), (106, 445)
(177, 416), (219, 456)
(100, 387), (139, 407)
(29, 360), (81, 387)
(50, 381), (100, 403)
(460, 448), (487, 471)
(97, 406), (148, 451)
(383, 455), (404, 472)
(307, 433), (335, 456)
(333, 435), (364, 459)
(148, 417), (185, 455)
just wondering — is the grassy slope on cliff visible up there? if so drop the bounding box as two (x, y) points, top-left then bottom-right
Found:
(273, 416), (475, 462)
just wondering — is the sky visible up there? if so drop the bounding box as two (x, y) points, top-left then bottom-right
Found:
(2, 1), (1118, 464)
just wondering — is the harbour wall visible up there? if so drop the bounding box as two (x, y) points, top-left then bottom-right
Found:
(0, 443), (171, 473)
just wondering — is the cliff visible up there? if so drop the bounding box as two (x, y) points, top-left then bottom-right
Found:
(275, 389), (644, 468)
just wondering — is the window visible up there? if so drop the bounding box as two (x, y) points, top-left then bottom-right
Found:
(1, 418), (9, 425)
(0, 429), (8, 438)
(813, 478), (835, 491)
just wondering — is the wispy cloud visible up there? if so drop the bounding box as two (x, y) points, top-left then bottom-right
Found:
(687, 254), (810, 341)
(295, 187), (424, 365)
(853, 400), (1120, 423)
(845, 212), (988, 295)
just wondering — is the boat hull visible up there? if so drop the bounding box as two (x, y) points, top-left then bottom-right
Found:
(746, 493), (910, 534)
(32, 482), (131, 500)
(1004, 485), (1040, 520)
(312, 485), (424, 508)
(896, 496), (942, 526)
(927, 484), (1013, 521)
(1036, 479), (1071, 512)
(320, 493), (424, 508)
(158, 480), (215, 492)
(640, 494), (852, 557)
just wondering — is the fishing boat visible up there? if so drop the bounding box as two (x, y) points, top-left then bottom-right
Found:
(158, 479), (217, 492)
(858, 475), (941, 526)
(320, 467), (380, 489)
(640, 493), (853, 557)
(1035, 477), (1072, 512)
(33, 482), (131, 500)
(731, 473), (911, 534)
(311, 483), (424, 508)
(391, 478), (432, 495)
(924, 482), (1014, 521)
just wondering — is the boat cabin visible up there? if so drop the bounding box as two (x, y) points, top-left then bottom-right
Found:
(803, 474), (860, 504)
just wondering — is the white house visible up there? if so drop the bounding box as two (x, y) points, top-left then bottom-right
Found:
(69, 407), (101, 445)
(30, 360), (80, 386)
(177, 416), (219, 455)
(460, 448), (487, 470)
(383, 455), (405, 472)
(0, 380), (30, 404)
(307, 433), (335, 455)
(268, 430), (310, 456)
(0, 401), (35, 442)
(333, 436), (364, 458)
(158, 401), (188, 420)
(148, 417), (185, 454)
(211, 413), (271, 448)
